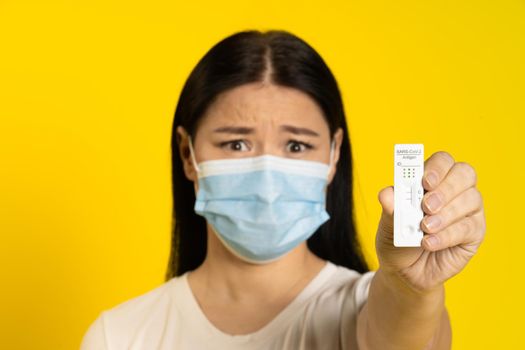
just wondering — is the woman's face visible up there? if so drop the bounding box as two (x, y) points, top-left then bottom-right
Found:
(177, 82), (343, 192)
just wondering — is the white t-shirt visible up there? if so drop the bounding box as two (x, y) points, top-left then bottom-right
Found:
(80, 261), (376, 350)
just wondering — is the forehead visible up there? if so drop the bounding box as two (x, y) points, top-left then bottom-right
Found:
(198, 82), (329, 133)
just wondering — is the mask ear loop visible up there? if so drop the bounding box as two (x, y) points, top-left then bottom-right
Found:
(329, 138), (336, 168)
(188, 135), (201, 174)
(326, 138), (336, 181)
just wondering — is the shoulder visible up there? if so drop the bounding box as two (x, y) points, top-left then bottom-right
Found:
(291, 263), (376, 350)
(323, 263), (376, 294)
(310, 262), (376, 313)
(80, 276), (186, 350)
(329, 263), (375, 283)
(104, 277), (177, 321)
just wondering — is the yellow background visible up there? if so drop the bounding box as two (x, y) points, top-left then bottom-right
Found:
(1, 1), (523, 349)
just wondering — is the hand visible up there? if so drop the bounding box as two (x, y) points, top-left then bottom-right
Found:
(375, 151), (486, 293)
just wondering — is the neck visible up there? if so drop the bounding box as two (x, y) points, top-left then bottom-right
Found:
(188, 225), (327, 304)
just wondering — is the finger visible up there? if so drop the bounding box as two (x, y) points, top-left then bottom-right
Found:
(423, 151), (455, 192)
(422, 161), (478, 215)
(378, 185), (394, 217)
(421, 186), (483, 234)
(377, 186), (394, 237)
(422, 211), (485, 252)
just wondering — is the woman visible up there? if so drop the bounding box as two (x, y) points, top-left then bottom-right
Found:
(81, 30), (486, 350)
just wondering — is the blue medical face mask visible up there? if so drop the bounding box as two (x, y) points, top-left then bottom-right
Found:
(188, 135), (336, 264)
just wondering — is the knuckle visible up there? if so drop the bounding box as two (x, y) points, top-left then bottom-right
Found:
(480, 217), (487, 236)
(456, 161), (477, 184)
(478, 189), (485, 207)
(464, 186), (476, 200)
(477, 211), (487, 235)
(465, 188), (484, 213)
(435, 151), (455, 165)
(472, 187), (483, 204)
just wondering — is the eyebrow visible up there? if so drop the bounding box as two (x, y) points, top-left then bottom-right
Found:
(213, 125), (320, 137)
(280, 125), (320, 137)
(213, 126), (254, 135)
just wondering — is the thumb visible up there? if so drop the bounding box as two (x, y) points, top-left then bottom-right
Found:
(377, 186), (394, 236)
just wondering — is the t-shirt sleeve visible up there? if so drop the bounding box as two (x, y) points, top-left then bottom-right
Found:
(353, 270), (375, 313)
(341, 270), (376, 350)
(80, 312), (109, 350)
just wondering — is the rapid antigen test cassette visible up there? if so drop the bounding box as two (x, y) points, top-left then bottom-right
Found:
(394, 144), (424, 247)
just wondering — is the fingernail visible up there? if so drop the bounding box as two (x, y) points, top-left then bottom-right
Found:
(425, 235), (440, 248)
(425, 193), (441, 212)
(424, 215), (441, 230)
(425, 171), (438, 188)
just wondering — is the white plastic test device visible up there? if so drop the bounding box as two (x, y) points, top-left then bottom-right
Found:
(394, 144), (424, 247)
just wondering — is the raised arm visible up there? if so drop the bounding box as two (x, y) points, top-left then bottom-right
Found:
(357, 268), (451, 349)
(356, 151), (485, 349)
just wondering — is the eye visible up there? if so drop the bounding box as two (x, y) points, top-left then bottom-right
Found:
(286, 140), (313, 153)
(220, 139), (250, 152)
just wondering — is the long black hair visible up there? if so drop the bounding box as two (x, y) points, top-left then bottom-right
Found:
(166, 29), (369, 280)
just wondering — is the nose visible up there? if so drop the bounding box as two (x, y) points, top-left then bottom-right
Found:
(258, 142), (282, 157)
(250, 133), (283, 157)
